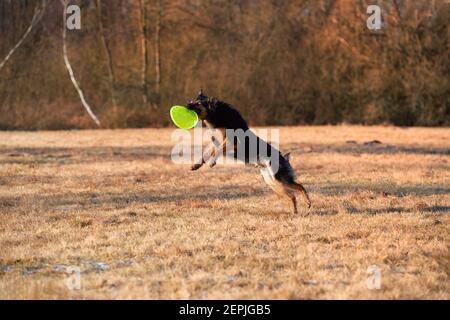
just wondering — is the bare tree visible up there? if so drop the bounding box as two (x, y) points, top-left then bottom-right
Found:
(138, 0), (149, 107)
(392, 0), (402, 20)
(325, 0), (337, 17)
(154, 0), (161, 102)
(0, 0), (47, 72)
(61, 0), (101, 127)
(95, 0), (118, 113)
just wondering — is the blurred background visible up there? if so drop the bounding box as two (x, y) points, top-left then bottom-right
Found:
(0, 0), (448, 129)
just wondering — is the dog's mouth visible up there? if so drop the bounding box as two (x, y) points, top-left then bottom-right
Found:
(187, 102), (208, 119)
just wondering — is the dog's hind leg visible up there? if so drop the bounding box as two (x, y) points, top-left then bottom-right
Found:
(261, 166), (300, 214)
(269, 186), (298, 214)
(287, 181), (311, 209)
(288, 193), (298, 214)
(278, 190), (298, 214)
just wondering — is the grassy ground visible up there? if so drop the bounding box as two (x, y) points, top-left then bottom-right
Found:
(0, 126), (448, 299)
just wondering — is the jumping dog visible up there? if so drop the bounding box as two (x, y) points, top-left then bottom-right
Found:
(186, 90), (311, 214)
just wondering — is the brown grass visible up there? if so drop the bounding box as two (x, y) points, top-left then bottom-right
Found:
(0, 126), (449, 299)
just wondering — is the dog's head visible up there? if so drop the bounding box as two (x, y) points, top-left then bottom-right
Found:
(186, 90), (211, 120)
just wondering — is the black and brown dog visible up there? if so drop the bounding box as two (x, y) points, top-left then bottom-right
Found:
(186, 90), (311, 214)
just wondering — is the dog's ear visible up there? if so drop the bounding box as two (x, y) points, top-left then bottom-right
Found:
(284, 152), (291, 161)
(197, 89), (208, 102)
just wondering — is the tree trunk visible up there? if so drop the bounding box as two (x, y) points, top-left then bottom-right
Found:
(325, 0), (337, 17)
(95, 0), (118, 114)
(392, 0), (402, 20)
(62, 0), (101, 127)
(139, 0), (148, 107)
(154, 0), (161, 106)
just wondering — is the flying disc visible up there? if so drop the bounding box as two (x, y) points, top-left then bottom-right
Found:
(170, 105), (199, 129)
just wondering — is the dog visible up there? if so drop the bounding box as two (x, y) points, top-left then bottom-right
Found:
(186, 90), (311, 214)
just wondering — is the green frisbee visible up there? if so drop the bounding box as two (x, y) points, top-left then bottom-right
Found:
(170, 105), (199, 129)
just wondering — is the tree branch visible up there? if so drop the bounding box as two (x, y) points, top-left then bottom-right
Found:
(61, 0), (101, 127)
(95, 0), (118, 112)
(0, 0), (48, 72)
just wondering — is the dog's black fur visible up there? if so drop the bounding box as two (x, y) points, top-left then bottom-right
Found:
(186, 90), (311, 213)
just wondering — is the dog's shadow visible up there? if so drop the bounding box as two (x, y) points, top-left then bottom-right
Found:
(343, 206), (450, 215)
(0, 185), (269, 211)
(2, 180), (448, 216)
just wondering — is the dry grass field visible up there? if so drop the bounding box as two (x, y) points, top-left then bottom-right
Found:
(0, 126), (448, 299)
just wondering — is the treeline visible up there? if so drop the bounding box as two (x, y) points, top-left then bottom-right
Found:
(0, 0), (448, 129)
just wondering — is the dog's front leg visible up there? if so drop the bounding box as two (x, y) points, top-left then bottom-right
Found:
(191, 162), (203, 171)
(208, 139), (228, 168)
(191, 147), (208, 170)
(191, 141), (218, 171)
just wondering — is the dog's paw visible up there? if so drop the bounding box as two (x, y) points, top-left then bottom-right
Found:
(191, 163), (203, 171)
(301, 210), (310, 217)
(209, 160), (216, 168)
(301, 203), (311, 216)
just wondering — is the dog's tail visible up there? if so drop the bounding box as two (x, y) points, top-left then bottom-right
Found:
(286, 181), (311, 209)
